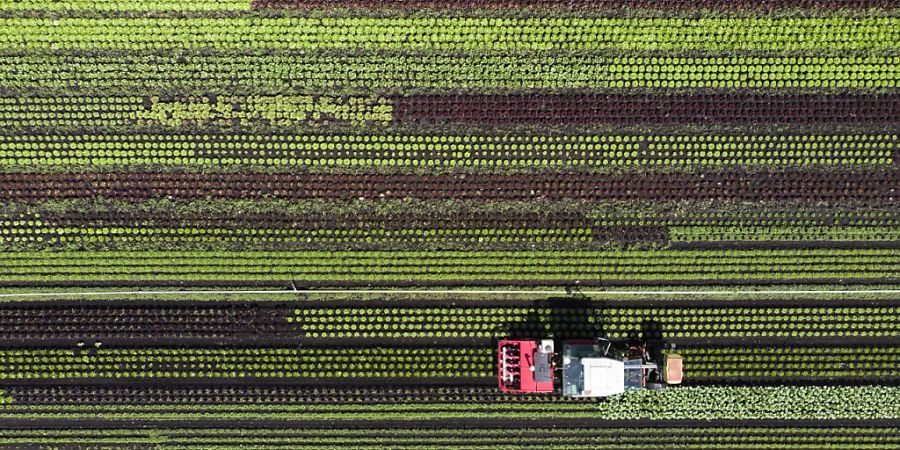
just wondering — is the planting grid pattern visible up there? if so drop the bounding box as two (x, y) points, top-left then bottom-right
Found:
(0, 0), (897, 447)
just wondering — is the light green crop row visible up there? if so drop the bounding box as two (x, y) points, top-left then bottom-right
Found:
(0, 426), (895, 450)
(0, 347), (493, 380)
(295, 305), (899, 340)
(670, 226), (900, 242)
(2, 225), (896, 251)
(0, 404), (602, 413)
(0, 387), (896, 421)
(0, 249), (895, 284)
(0, 17), (895, 51)
(4, 248), (889, 260)
(0, 0), (250, 11)
(677, 347), (899, 379)
(0, 284), (895, 303)
(1, 427), (895, 439)
(0, 132), (893, 167)
(597, 386), (900, 420)
(1, 51), (896, 95)
(0, 226), (594, 248)
(0, 95), (392, 130)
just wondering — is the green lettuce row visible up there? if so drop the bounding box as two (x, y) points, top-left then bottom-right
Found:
(594, 386), (900, 420)
(0, 131), (893, 167)
(1, 17), (895, 51)
(0, 249), (895, 284)
(0, 95), (392, 131)
(0, 404), (608, 412)
(0, 392), (892, 413)
(0, 443), (872, 450)
(0, 438), (888, 450)
(2, 225), (898, 252)
(1, 272), (880, 283)
(0, 225), (598, 251)
(0, 387), (896, 421)
(0, 347), (493, 380)
(2, 427), (888, 437)
(0, 0), (250, 11)
(675, 346), (899, 379)
(669, 226), (900, 242)
(0, 426), (895, 450)
(2, 248), (888, 261)
(293, 305), (899, 340)
(1, 51), (895, 95)
(0, 285), (894, 303)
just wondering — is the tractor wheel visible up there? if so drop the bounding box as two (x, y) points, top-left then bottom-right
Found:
(646, 382), (666, 390)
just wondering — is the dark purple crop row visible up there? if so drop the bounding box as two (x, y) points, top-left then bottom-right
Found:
(0, 170), (894, 202)
(254, 0), (896, 9)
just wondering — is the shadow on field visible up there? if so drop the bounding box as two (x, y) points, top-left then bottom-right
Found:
(501, 296), (665, 347)
(503, 296), (607, 340)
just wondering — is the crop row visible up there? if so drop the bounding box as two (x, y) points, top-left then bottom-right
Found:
(394, 94), (899, 126)
(257, 0), (899, 9)
(292, 305), (899, 340)
(2, 94), (898, 130)
(4, 198), (895, 230)
(2, 303), (896, 341)
(9, 287), (883, 303)
(3, 0), (895, 11)
(0, 132), (894, 167)
(2, 403), (619, 413)
(0, 225), (890, 240)
(594, 386), (900, 421)
(0, 226), (600, 247)
(1, 171), (896, 203)
(0, 427), (897, 450)
(0, 0), (251, 11)
(3, 225), (898, 251)
(1, 227), (890, 250)
(3, 386), (556, 405)
(0, 95), (392, 130)
(669, 226), (900, 243)
(5, 198), (895, 227)
(1, 345), (892, 381)
(2, 18), (895, 51)
(0, 387), (895, 421)
(674, 347), (899, 381)
(0, 347), (493, 380)
(1, 224), (897, 248)
(6, 385), (899, 409)
(0, 249), (895, 285)
(2, 52), (896, 96)
(0, 304), (261, 339)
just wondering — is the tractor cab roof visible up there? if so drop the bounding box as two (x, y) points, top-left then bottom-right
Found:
(562, 341), (644, 398)
(581, 357), (626, 397)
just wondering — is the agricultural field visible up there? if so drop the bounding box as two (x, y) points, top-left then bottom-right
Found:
(0, 0), (897, 448)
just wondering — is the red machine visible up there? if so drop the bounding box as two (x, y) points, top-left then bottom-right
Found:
(498, 339), (556, 393)
(499, 338), (683, 396)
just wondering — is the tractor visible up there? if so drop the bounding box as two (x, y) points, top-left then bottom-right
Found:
(498, 337), (682, 397)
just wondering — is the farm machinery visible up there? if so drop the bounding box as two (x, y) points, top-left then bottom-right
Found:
(498, 338), (683, 397)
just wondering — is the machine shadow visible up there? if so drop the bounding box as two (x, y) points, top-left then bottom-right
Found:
(502, 296), (608, 341)
(502, 297), (665, 345)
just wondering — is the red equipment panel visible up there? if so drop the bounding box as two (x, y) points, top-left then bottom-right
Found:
(497, 340), (554, 393)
